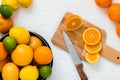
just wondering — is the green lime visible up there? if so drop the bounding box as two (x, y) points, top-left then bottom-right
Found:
(3, 36), (17, 50)
(39, 66), (52, 78)
(0, 4), (13, 18)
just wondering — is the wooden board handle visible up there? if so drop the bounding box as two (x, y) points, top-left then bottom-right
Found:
(76, 63), (88, 80)
(101, 44), (120, 64)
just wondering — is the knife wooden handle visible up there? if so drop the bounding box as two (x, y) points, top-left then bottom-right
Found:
(76, 63), (88, 80)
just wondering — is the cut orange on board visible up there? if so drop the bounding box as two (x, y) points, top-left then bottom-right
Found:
(85, 52), (100, 63)
(64, 15), (83, 31)
(82, 28), (101, 45)
(85, 42), (102, 53)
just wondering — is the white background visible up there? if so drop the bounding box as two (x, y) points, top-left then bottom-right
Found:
(0, 0), (120, 80)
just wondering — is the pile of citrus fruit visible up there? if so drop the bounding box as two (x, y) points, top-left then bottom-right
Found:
(82, 28), (102, 63)
(0, 0), (32, 34)
(94, 0), (120, 37)
(0, 26), (53, 80)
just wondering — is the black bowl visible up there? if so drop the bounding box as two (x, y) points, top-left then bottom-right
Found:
(0, 31), (53, 80)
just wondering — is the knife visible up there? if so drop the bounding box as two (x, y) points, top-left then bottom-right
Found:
(63, 32), (88, 80)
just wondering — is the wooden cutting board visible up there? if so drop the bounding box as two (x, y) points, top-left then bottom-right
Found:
(51, 12), (120, 64)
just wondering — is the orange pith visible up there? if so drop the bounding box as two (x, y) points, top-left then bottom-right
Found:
(85, 52), (100, 63)
(82, 28), (101, 45)
(65, 15), (82, 31)
(85, 42), (102, 53)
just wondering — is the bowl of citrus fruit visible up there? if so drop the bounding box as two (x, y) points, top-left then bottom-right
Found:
(0, 26), (53, 80)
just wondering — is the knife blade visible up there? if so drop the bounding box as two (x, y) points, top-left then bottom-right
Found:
(63, 32), (88, 80)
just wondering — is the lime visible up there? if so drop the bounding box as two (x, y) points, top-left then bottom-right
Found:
(2, 0), (18, 10)
(39, 66), (52, 78)
(0, 4), (13, 18)
(9, 26), (30, 44)
(3, 36), (17, 50)
(20, 65), (39, 80)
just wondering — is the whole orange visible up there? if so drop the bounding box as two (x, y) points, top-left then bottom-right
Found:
(95, 0), (112, 8)
(0, 42), (8, 61)
(0, 16), (13, 34)
(107, 3), (120, 23)
(34, 46), (53, 65)
(28, 36), (43, 51)
(11, 44), (33, 66)
(116, 24), (120, 37)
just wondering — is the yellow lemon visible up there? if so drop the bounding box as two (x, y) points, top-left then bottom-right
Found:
(18, 0), (32, 8)
(20, 65), (39, 80)
(9, 26), (30, 44)
(2, 0), (18, 10)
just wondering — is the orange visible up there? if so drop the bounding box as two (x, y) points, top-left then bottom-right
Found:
(34, 46), (53, 65)
(28, 36), (43, 51)
(2, 62), (19, 80)
(11, 44), (33, 66)
(107, 3), (120, 23)
(82, 28), (101, 45)
(0, 42), (8, 61)
(85, 42), (102, 53)
(0, 56), (11, 72)
(85, 52), (100, 63)
(0, 16), (13, 34)
(116, 24), (120, 37)
(95, 0), (112, 8)
(64, 15), (83, 31)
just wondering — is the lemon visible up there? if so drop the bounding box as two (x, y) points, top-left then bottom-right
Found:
(20, 65), (39, 80)
(18, 0), (32, 8)
(9, 26), (30, 44)
(2, 0), (18, 10)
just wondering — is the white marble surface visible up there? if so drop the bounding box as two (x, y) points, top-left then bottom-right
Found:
(0, 0), (120, 80)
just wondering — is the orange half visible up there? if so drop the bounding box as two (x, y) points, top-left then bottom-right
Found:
(85, 52), (100, 64)
(82, 28), (101, 45)
(64, 15), (83, 31)
(85, 42), (102, 53)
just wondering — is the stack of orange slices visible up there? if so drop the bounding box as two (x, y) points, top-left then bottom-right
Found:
(64, 15), (83, 31)
(82, 28), (102, 63)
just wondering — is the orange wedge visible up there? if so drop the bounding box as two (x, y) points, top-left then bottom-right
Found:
(64, 15), (83, 31)
(85, 52), (100, 64)
(85, 42), (102, 53)
(82, 28), (101, 45)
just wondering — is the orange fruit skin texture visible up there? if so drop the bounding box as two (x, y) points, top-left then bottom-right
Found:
(116, 24), (120, 37)
(0, 42), (8, 61)
(107, 3), (120, 23)
(28, 36), (43, 51)
(2, 62), (19, 80)
(11, 44), (33, 66)
(0, 16), (13, 34)
(34, 46), (53, 65)
(95, 0), (112, 8)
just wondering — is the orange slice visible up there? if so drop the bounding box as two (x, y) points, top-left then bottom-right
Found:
(85, 42), (102, 53)
(85, 52), (100, 64)
(64, 15), (83, 31)
(82, 28), (101, 45)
